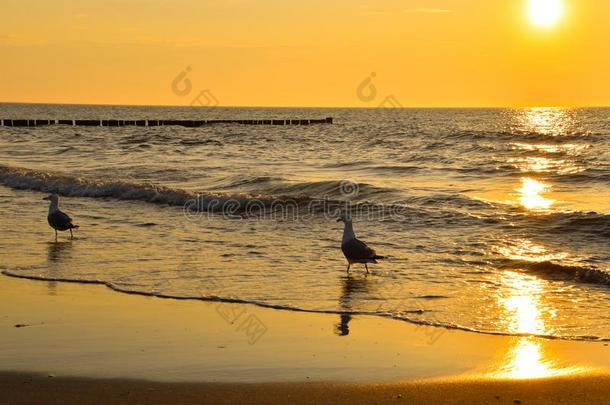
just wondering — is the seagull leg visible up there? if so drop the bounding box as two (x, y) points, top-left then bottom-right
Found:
(54, 230), (58, 242)
(346, 263), (350, 273)
(365, 263), (369, 274)
(70, 228), (73, 239)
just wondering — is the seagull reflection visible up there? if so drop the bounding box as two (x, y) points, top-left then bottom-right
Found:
(48, 241), (73, 262)
(335, 275), (370, 336)
(46, 241), (73, 295)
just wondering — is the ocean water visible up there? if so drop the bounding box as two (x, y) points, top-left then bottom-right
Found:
(1, 103), (610, 341)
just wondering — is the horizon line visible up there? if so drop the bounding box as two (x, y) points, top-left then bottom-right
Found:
(1, 101), (609, 110)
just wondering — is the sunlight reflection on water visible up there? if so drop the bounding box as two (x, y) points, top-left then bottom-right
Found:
(516, 177), (555, 210)
(495, 271), (585, 379)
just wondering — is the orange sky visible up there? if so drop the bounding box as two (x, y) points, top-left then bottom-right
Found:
(1, 0), (608, 107)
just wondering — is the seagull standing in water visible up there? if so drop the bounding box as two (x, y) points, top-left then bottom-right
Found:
(43, 193), (79, 241)
(337, 213), (384, 273)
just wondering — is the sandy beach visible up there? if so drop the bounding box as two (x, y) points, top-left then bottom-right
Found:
(1, 274), (609, 404)
(3, 372), (610, 405)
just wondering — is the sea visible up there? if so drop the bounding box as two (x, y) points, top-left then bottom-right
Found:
(1, 103), (610, 341)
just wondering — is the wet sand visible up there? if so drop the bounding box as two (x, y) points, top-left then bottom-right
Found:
(1, 274), (609, 404)
(2, 372), (610, 405)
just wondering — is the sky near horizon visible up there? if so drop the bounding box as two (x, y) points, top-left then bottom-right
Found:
(1, 0), (609, 108)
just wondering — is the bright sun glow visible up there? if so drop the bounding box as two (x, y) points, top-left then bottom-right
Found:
(528, 0), (564, 27)
(517, 178), (554, 210)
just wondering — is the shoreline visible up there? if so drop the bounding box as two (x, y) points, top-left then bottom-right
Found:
(3, 271), (608, 345)
(1, 274), (609, 383)
(2, 273), (610, 404)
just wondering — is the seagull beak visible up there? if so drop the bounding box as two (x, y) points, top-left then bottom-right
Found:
(336, 218), (342, 222)
(42, 196), (50, 201)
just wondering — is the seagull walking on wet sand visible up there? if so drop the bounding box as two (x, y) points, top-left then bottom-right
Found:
(43, 193), (79, 241)
(337, 213), (384, 274)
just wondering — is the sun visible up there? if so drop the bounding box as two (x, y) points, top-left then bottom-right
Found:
(527, 0), (564, 28)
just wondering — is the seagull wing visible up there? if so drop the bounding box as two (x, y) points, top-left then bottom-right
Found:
(342, 237), (377, 261)
(48, 210), (76, 230)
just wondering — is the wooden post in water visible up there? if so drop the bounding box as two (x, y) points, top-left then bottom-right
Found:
(2, 117), (334, 127)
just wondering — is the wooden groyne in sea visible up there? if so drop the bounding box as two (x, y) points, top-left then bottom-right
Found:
(0, 117), (333, 127)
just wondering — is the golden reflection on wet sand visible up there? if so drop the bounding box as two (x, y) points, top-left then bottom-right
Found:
(503, 338), (562, 379)
(495, 271), (584, 379)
